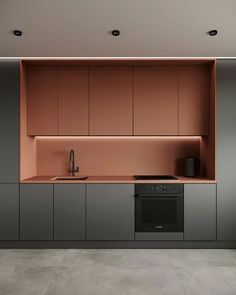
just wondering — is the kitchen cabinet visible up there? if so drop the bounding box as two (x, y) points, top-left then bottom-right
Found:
(0, 60), (19, 183)
(58, 66), (89, 135)
(25, 64), (211, 137)
(90, 66), (133, 135)
(217, 60), (236, 240)
(184, 184), (216, 240)
(133, 66), (178, 135)
(54, 184), (85, 240)
(179, 66), (209, 135)
(86, 184), (134, 240)
(0, 184), (19, 240)
(20, 184), (53, 240)
(27, 66), (57, 135)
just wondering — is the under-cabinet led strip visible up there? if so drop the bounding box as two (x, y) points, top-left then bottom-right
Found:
(35, 136), (202, 140)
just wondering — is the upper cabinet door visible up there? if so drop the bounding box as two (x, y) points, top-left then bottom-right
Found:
(90, 66), (133, 135)
(58, 67), (89, 135)
(27, 66), (57, 135)
(179, 66), (209, 135)
(134, 66), (178, 135)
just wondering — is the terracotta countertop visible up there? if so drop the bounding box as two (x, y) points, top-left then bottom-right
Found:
(21, 175), (217, 184)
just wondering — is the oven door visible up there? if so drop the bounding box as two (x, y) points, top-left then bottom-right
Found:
(135, 194), (184, 232)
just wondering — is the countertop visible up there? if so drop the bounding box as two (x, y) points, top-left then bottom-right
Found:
(21, 176), (217, 184)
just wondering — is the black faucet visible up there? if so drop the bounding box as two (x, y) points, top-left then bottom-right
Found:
(69, 150), (79, 176)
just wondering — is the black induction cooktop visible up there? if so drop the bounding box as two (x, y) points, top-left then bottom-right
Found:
(134, 175), (178, 180)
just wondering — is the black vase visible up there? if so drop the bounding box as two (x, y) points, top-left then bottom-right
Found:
(184, 158), (200, 177)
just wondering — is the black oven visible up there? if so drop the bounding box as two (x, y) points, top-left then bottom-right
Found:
(135, 184), (184, 232)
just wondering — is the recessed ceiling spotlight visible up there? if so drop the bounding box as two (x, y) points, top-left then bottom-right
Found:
(208, 30), (218, 36)
(111, 30), (120, 36)
(13, 30), (23, 36)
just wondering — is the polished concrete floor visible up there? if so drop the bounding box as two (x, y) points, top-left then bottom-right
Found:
(1, 249), (236, 295)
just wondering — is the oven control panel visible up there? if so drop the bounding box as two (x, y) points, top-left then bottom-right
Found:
(149, 185), (169, 191)
(135, 184), (184, 195)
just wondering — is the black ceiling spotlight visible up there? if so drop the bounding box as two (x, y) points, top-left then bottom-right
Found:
(13, 30), (23, 36)
(208, 30), (218, 36)
(111, 30), (120, 36)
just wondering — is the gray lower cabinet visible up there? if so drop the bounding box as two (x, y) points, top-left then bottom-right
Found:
(54, 184), (85, 240)
(20, 184), (53, 240)
(0, 184), (19, 240)
(184, 184), (216, 240)
(86, 184), (134, 240)
(0, 61), (19, 183)
(217, 60), (236, 240)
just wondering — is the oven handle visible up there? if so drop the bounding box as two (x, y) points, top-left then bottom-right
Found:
(135, 193), (183, 198)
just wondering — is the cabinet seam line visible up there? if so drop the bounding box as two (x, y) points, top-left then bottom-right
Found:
(57, 66), (59, 135)
(53, 184), (54, 240)
(85, 184), (87, 240)
(88, 68), (90, 135)
(178, 66), (180, 135)
(132, 66), (134, 135)
(19, 183), (20, 240)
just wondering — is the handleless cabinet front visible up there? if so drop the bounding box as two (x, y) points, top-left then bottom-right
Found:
(54, 184), (85, 240)
(184, 184), (216, 240)
(134, 66), (178, 135)
(58, 66), (89, 135)
(86, 184), (135, 240)
(0, 184), (19, 240)
(27, 66), (57, 135)
(179, 66), (210, 135)
(20, 184), (53, 240)
(90, 66), (133, 135)
(0, 61), (19, 183)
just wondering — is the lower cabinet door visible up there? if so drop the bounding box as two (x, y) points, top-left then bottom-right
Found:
(184, 184), (216, 240)
(20, 184), (53, 240)
(86, 184), (135, 240)
(0, 184), (19, 240)
(54, 184), (85, 240)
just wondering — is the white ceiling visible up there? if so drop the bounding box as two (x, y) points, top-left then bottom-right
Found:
(0, 0), (235, 57)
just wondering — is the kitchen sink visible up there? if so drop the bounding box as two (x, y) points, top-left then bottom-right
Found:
(52, 176), (88, 181)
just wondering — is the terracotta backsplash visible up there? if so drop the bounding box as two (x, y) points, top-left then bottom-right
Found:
(36, 137), (200, 176)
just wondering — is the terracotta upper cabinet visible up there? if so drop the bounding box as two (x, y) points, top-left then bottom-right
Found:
(27, 66), (57, 135)
(134, 66), (178, 135)
(179, 66), (209, 135)
(90, 66), (133, 135)
(58, 67), (89, 135)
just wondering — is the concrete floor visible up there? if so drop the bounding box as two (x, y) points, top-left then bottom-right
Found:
(1, 249), (236, 295)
